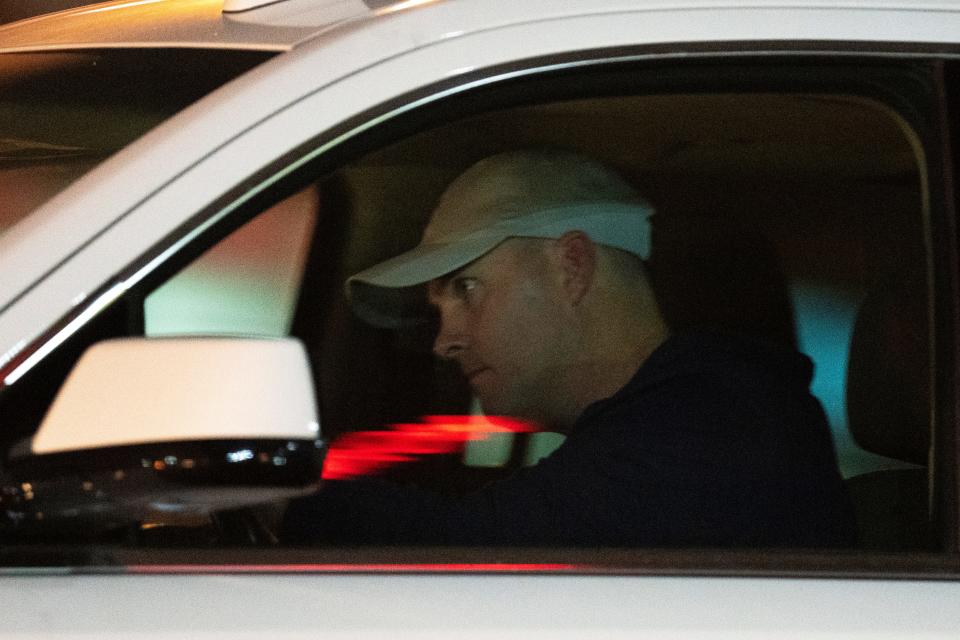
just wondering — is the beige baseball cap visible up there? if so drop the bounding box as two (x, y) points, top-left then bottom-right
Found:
(347, 149), (654, 327)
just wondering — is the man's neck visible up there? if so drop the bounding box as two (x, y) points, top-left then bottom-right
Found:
(549, 322), (669, 433)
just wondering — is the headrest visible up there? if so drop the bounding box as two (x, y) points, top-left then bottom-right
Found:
(647, 215), (797, 349)
(846, 279), (930, 465)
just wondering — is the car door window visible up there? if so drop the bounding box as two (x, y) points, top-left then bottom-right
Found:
(0, 56), (950, 569)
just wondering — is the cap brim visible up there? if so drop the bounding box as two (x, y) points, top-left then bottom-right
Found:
(345, 201), (653, 328)
(346, 235), (506, 328)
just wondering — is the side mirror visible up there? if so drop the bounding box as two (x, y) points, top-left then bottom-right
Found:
(1, 337), (324, 532)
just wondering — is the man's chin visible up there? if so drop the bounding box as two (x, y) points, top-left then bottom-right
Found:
(475, 396), (535, 424)
(472, 380), (541, 422)
(474, 395), (511, 419)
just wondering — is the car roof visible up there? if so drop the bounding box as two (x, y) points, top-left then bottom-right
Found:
(0, 0), (393, 52)
(4, 0), (960, 53)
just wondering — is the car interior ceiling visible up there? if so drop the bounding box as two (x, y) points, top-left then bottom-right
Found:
(292, 92), (933, 548)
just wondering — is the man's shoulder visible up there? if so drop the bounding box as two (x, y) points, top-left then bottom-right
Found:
(575, 367), (735, 441)
(573, 331), (824, 443)
(636, 331), (814, 390)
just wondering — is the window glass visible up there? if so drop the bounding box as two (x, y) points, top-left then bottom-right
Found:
(145, 187), (319, 337)
(0, 84), (937, 558)
(329, 94), (927, 481)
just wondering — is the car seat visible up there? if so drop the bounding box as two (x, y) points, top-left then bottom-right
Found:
(844, 256), (934, 550)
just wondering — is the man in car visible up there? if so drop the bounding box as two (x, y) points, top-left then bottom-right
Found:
(282, 149), (857, 547)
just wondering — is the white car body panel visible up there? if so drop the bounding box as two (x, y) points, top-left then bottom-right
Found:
(3, 574), (960, 639)
(0, 1), (958, 637)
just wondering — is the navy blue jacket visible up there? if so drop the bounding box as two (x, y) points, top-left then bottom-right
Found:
(282, 332), (857, 547)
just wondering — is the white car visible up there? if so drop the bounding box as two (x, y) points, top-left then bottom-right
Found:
(0, 0), (958, 637)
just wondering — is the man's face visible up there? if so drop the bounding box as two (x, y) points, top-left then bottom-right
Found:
(427, 239), (570, 425)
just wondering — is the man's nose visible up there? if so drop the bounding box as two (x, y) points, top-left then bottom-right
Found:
(433, 317), (468, 360)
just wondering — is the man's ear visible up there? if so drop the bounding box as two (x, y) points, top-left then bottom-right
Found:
(553, 230), (597, 305)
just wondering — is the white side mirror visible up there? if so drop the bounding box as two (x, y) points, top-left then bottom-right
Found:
(3, 337), (324, 529)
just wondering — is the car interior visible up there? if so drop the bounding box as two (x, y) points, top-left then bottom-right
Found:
(0, 77), (938, 552)
(280, 92), (932, 549)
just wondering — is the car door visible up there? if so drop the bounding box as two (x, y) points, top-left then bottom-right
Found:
(1, 3), (960, 637)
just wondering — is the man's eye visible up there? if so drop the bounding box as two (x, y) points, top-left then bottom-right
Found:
(452, 277), (479, 300)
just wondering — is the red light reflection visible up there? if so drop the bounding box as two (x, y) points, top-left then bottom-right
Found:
(321, 415), (539, 480)
(125, 562), (576, 574)
(128, 563), (576, 574)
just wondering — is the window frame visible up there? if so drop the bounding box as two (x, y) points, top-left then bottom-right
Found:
(1, 46), (958, 577)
